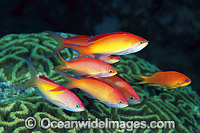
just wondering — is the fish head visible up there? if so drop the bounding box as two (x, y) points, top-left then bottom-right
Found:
(64, 103), (86, 112)
(177, 75), (191, 87)
(105, 90), (129, 108)
(100, 55), (120, 64)
(55, 91), (86, 112)
(93, 68), (117, 77)
(131, 36), (149, 53)
(127, 94), (141, 105)
(99, 67), (117, 77)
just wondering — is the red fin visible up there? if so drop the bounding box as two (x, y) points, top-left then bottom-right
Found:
(45, 30), (66, 43)
(63, 43), (88, 57)
(87, 33), (110, 43)
(87, 32), (127, 43)
(39, 76), (56, 84)
(15, 59), (36, 90)
(67, 35), (91, 41)
(50, 86), (68, 92)
(44, 30), (66, 58)
(55, 50), (69, 69)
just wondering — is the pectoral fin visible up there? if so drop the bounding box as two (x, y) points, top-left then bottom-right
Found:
(51, 99), (66, 105)
(50, 86), (68, 92)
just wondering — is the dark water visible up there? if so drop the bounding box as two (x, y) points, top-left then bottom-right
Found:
(1, 1), (199, 95)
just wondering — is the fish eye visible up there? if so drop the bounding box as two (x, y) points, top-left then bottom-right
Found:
(129, 96), (134, 100)
(185, 79), (190, 82)
(75, 104), (80, 108)
(139, 40), (143, 44)
(110, 56), (114, 59)
(109, 70), (114, 73)
(118, 100), (123, 104)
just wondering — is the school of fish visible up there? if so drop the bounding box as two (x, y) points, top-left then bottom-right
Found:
(15, 30), (191, 112)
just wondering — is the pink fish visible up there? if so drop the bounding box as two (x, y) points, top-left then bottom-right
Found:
(15, 59), (85, 112)
(55, 51), (117, 77)
(50, 69), (129, 108)
(82, 74), (140, 104)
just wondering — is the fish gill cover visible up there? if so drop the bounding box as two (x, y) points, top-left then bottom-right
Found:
(0, 32), (199, 132)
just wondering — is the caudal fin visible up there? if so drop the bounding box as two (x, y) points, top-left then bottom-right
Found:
(132, 74), (149, 84)
(51, 69), (78, 91)
(63, 43), (89, 57)
(15, 59), (36, 90)
(54, 50), (69, 69)
(44, 30), (66, 58)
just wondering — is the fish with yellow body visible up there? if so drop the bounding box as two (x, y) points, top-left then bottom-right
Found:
(50, 69), (129, 108)
(45, 31), (120, 64)
(15, 59), (85, 112)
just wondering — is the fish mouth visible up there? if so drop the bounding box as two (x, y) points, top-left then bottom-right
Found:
(129, 99), (141, 104)
(118, 42), (148, 55)
(80, 107), (86, 110)
(133, 42), (148, 53)
(112, 103), (128, 108)
(133, 100), (141, 104)
(179, 82), (191, 87)
(143, 42), (148, 47)
(119, 104), (129, 108)
(97, 72), (117, 77)
(103, 101), (128, 108)
(107, 59), (120, 64)
(71, 107), (85, 112)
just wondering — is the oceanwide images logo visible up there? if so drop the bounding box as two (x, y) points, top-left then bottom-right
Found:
(25, 117), (175, 131)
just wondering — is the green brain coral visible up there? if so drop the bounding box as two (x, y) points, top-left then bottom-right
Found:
(0, 32), (199, 132)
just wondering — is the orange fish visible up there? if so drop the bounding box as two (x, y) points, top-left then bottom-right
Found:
(68, 32), (148, 56)
(15, 59), (85, 112)
(45, 30), (120, 64)
(45, 30), (148, 57)
(132, 71), (191, 89)
(50, 69), (129, 108)
(90, 74), (141, 104)
(55, 51), (117, 77)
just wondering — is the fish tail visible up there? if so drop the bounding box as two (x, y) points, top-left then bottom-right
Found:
(132, 74), (149, 84)
(55, 50), (69, 69)
(51, 69), (78, 91)
(44, 30), (66, 58)
(45, 30), (89, 57)
(15, 59), (36, 90)
(64, 43), (89, 57)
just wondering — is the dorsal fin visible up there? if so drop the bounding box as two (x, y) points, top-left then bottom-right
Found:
(87, 32), (127, 43)
(70, 56), (89, 62)
(39, 76), (56, 84)
(67, 35), (91, 41)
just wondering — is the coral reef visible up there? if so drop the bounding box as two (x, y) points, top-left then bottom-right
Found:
(0, 32), (77, 102)
(0, 32), (199, 132)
